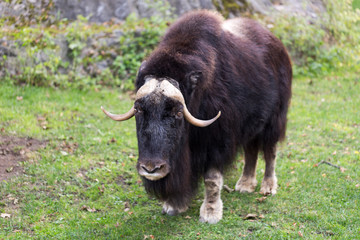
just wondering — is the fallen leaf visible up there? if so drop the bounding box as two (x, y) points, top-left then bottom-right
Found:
(144, 235), (155, 240)
(81, 205), (98, 212)
(124, 202), (130, 212)
(184, 216), (191, 219)
(1, 213), (11, 218)
(97, 161), (105, 167)
(37, 116), (46, 121)
(6, 167), (14, 173)
(298, 231), (303, 237)
(256, 196), (267, 203)
(13, 199), (19, 205)
(243, 213), (258, 220)
(98, 184), (105, 193)
(223, 185), (234, 193)
(16, 96), (23, 101)
(77, 172), (84, 178)
(60, 151), (68, 156)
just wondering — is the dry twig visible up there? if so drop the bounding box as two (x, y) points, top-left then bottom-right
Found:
(223, 185), (234, 193)
(317, 160), (345, 172)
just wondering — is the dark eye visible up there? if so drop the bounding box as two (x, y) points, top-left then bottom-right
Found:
(175, 111), (183, 119)
(134, 106), (142, 114)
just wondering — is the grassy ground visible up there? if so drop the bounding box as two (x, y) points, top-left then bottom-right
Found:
(0, 69), (359, 239)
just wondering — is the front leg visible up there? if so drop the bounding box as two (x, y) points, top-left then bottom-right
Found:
(199, 169), (223, 224)
(161, 202), (188, 216)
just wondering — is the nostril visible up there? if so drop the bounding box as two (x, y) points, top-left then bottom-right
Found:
(141, 164), (151, 173)
(140, 163), (166, 174)
(141, 164), (158, 174)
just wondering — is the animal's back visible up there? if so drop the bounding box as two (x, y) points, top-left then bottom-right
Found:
(221, 14), (292, 142)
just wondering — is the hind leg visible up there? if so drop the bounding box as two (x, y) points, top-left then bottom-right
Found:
(260, 144), (278, 195)
(235, 140), (259, 193)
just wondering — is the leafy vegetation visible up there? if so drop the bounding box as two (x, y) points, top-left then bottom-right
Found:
(0, 1), (172, 90)
(1, 68), (359, 239)
(257, 0), (360, 77)
(1, 0), (359, 90)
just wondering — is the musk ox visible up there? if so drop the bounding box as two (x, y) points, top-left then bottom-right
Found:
(102, 10), (292, 224)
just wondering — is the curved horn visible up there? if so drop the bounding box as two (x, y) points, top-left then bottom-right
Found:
(184, 107), (221, 127)
(101, 106), (135, 121)
(160, 80), (221, 127)
(101, 78), (159, 122)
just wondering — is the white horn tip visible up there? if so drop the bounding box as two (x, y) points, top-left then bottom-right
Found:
(216, 111), (221, 118)
(101, 106), (107, 114)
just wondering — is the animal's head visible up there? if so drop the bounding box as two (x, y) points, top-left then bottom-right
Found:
(101, 76), (221, 181)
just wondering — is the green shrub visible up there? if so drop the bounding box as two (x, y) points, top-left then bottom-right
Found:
(258, 0), (360, 77)
(0, 1), (173, 90)
(0, 0), (359, 89)
(112, 12), (171, 90)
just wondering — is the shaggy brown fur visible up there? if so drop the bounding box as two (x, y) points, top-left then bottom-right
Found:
(134, 10), (292, 212)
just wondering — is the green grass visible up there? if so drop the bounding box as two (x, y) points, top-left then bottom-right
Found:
(1, 69), (359, 239)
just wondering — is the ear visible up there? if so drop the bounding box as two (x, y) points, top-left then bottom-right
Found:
(138, 60), (147, 74)
(135, 61), (147, 89)
(186, 71), (202, 90)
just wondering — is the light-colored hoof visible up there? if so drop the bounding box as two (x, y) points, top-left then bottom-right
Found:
(161, 202), (188, 216)
(199, 199), (223, 224)
(260, 176), (278, 195)
(235, 176), (257, 193)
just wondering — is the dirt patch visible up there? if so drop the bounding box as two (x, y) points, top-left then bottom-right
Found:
(0, 135), (47, 181)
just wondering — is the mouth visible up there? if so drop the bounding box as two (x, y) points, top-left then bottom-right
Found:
(138, 171), (166, 181)
(137, 161), (170, 181)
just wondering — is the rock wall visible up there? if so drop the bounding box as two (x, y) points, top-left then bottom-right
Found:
(51, 0), (217, 22)
(0, 0), (327, 88)
(0, 0), (325, 23)
(52, 0), (325, 21)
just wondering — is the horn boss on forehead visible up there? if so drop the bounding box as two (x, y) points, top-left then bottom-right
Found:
(101, 78), (221, 127)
